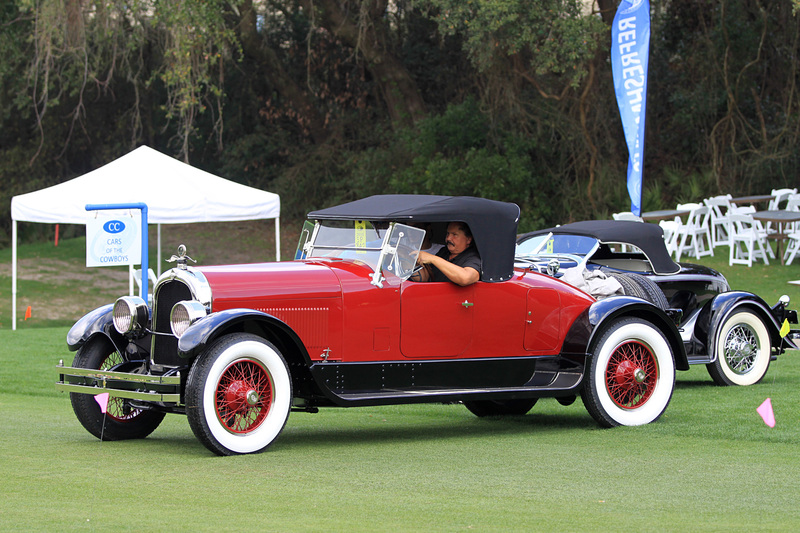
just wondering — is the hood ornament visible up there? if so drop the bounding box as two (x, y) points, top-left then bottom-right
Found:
(167, 244), (196, 270)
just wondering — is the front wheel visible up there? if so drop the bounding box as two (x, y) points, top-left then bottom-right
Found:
(70, 337), (165, 440)
(707, 310), (771, 386)
(186, 333), (292, 456)
(581, 318), (675, 427)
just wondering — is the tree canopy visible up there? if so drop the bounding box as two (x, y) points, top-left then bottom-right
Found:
(2, 0), (799, 246)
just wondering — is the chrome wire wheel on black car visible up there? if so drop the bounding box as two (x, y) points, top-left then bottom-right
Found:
(70, 337), (165, 440)
(582, 318), (675, 427)
(186, 333), (292, 456)
(707, 310), (771, 386)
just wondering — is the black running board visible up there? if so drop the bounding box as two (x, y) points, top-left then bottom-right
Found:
(309, 355), (585, 407)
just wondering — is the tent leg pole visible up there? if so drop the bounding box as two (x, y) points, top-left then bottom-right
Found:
(275, 217), (281, 261)
(12, 220), (17, 331)
(157, 224), (162, 275)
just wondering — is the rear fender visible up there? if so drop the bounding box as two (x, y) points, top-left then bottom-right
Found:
(696, 291), (789, 359)
(563, 296), (689, 371)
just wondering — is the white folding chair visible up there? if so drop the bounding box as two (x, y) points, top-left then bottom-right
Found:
(729, 213), (771, 266)
(659, 219), (680, 257)
(780, 195), (800, 264)
(673, 203), (714, 261)
(612, 211), (644, 222)
(703, 194), (732, 248)
(611, 213), (644, 251)
(785, 194), (800, 232)
(729, 205), (775, 258)
(764, 188), (798, 237)
(785, 232), (800, 265)
(768, 188), (798, 210)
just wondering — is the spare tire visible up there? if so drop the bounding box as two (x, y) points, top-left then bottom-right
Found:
(607, 272), (669, 310)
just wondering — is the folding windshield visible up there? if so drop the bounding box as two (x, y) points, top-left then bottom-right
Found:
(516, 233), (599, 257)
(296, 220), (425, 285)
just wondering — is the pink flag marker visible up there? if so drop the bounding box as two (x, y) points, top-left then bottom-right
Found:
(94, 393), (110, 414)
(756, 398), (775, 428)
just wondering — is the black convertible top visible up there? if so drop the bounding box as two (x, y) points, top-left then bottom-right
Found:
(521, 220), (681, 275)
(308, 195), (521, 282)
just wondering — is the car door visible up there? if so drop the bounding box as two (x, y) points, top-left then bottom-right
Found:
(399, 281), (475, 358)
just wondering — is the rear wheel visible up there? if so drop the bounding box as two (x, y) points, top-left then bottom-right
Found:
(582, 318), (675, 427)
(70, 337), (165, 440)
(186, 333), (292, 455)
(463, 399), (537, 417)
(707, 310), (771, 386)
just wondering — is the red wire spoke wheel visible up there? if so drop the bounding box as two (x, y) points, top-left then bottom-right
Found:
(187, 333), (292, 455)
(69, 338), (165, 440)
(582, 318), (675, 427)
(215, 359), (274, 433)
(98, 350), (145, 422)
(605, 341), (657, 409)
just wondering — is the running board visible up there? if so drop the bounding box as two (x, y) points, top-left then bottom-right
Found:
(686, 354), (712, 365)
(309, 356), (585, 407)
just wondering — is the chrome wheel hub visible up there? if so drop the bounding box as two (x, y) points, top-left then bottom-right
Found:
(246, 390), (260, 406)
(724, 324), (759, 374)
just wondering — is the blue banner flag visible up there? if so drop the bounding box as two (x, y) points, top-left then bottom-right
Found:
(611, 0), (650, 216)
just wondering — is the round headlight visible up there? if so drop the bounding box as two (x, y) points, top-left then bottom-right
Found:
(113, 296), (149, 335)
(170, 300), (208, 338)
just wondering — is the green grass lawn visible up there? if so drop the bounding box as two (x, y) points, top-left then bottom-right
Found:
(1, 325), (799, 531)
(2, 232), (800, 530)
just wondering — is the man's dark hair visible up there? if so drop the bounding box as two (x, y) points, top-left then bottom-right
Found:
(451, 221), (474, 242)
(452, 220), (473, 239)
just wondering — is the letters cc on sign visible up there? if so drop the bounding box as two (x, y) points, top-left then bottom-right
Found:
(103, 220), (126, 234)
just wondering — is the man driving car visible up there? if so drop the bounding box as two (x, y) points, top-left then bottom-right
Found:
(412, 221), (481, 286)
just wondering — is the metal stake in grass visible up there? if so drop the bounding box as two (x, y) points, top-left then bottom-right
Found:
(94, 393), (110, 440)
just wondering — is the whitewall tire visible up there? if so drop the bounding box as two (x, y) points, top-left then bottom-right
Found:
(707, 310), (771, 386)
(186, 333), (292, 455)
(582, 318), (675, 427)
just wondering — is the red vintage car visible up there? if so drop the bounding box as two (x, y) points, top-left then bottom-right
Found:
(59, 195), (688, 455)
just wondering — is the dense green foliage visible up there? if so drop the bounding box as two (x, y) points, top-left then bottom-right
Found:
(2, 1), (799, 246)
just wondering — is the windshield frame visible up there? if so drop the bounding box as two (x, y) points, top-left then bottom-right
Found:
(298, 220), (425, 286)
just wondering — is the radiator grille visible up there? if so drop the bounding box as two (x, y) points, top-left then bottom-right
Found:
(151, 279), (193, 366)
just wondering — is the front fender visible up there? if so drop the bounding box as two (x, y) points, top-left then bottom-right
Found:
(177, 308), (310, 363)
(696, 291), (788, 357)
(563, 296), (689, 371)
(66, 304), (124, 352)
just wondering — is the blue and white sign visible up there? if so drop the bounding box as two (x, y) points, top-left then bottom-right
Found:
(612, 0), (650, 216)
(86, 211), (142, 267)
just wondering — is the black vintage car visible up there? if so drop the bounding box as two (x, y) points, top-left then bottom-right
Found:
(516, 220), (799, 386)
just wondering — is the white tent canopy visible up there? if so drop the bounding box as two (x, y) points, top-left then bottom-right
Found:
(10, 145), (281, 330)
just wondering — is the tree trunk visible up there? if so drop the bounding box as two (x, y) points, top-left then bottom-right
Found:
(302, 0), (427, 127)
(238, 0), (329, 144)
(597, 0), (618, 26)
